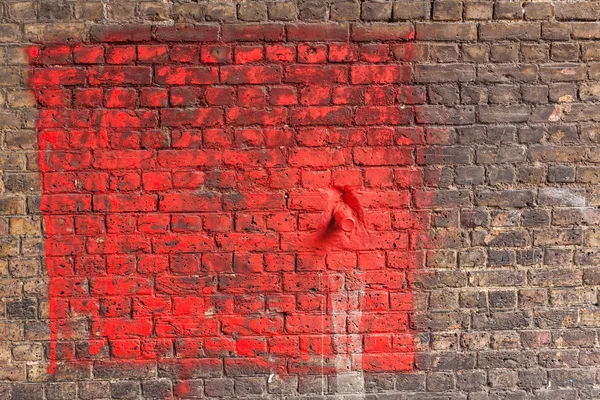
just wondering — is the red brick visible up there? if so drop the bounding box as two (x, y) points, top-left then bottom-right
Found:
(140, 88), (168, 107)
(237, 87), (267, 106)
(329, 43), (360, 62)
(170, 45), (199, 63)
(221, 65), (282, 84)
(234, 45), (264, 64)
(160, 108), (223, 128)
(154, 25), (219, 42)
(287, 24), (349, 41)
(226, 107), (287, 126)
(290, 106), (353, 126)
(222, 24), (285, 42)
(298, 43), (328, 63)
(88, 66), (152, 85)
(223, 149), (286, 167)
(159, 192), (222, 212)
(171, 129), (203, 147)
(73, 89), (101, 108)
(37, 46), (71, 65)
(29, 67), (86, 87)
(137, 45), (169, 63)
(354, 147), (414, 166)
(96, 110), (157, 128)
(265, 44), (296, 62)
(361, 43), (391, 62)
(93, 193), (157, 212)
(170, 87), (203, 107)
(200, 45), (233, 64)
(72, 45), (104, 64)
(355, 106), (414, 125)
(158, 149), (222, 167)
(42, 194), (92, 213)
(106, 46), (136, 64)
(269, 86), (298, 105)
(205, 86), (236, 106)
(284, 65), (348, 83)
(289, 148), (349, 167)
(90, 24), (152, 42)
(37, 89), (71, 107)
(155, 66), (218, 85)
(351, 65), (412, 84)
(152, 235), (215, 254)
(104, 88), (136, 108)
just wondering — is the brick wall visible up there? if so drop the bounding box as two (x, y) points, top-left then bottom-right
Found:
(3, 1), (600, 399)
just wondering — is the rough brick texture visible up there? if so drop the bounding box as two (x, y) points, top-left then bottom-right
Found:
(30, 28), (422, 396)
(1, 1), (600, 399)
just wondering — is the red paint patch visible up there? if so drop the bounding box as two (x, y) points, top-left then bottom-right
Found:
(30, 27), (430, 385)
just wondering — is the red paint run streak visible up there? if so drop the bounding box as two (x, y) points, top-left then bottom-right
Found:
(29, 24), (433, 390)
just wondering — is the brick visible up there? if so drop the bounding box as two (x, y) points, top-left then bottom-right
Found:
(354, 147), (413, 166)
(205, 1), (236, 21)
(331, 2), (361, 21)
(355, 106), (413, 125)
(89, 66), (152, 85)
(351, 65), (411, 84)
(479, 106), (530, 123)
(25, 23), (87, 42)
(495, 2), (523, 20)
(290, 106), (352, 126)
(393, 1), (430, 21)
(74, 3), (104, 21)
(222, 24), (285, 41)
(473, 311), (531, 330)
(465, 2), (493, 20)
(477, 64), (538, 83)
(542, 22), (571, 40)
(529, 146), (586, 163)
(416, 23), (477, 41)
(298, 1), (328, 21)
(351, 23), (414, 41)
(539, 63), (586, 82)
(521, 43), (549, 62)
(90, 24), (152, 42)
(155, 26), (218, 42)
(480, 23), (541, 41)
(226, 107), (287, 126)
(476, 190), (534, 208)
(287, 24), (349, 41)
(142, 380), (172, 399)
(529, 268), (582, 287)
(414, 64), (475, 82)
(476, 146), (526, 163)
(238, 2), (267, 21)
(221, 65), (281, 84)
(155, 66), (218, 85)
(361, 2), (392, 21)
(417, 147), (472, 165)
(415, 105), (476, 125)
(538, 188), (586, 207)
(433, 1), (462, 21)
(268, 2), (297, 21)
(555, 3), (600, 21)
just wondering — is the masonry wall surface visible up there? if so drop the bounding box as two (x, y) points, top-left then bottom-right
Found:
(2, 1), (600, 399)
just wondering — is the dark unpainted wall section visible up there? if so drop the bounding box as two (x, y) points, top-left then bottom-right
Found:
(2, 1), (600, 399)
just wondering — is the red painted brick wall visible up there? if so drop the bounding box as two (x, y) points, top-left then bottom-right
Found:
(30, 24), (430, 390)
(5, 1), (600, 398)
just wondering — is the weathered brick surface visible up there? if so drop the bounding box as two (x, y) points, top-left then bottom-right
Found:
(1, 1), (600, 399)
